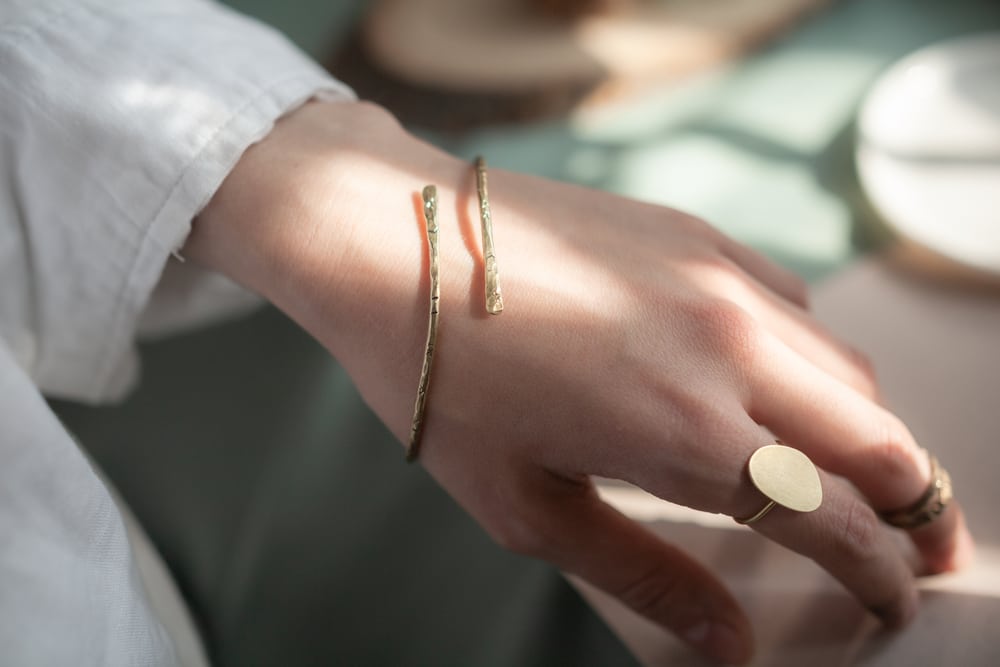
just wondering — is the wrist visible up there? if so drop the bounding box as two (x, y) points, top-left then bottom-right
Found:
(187, 100), (402, 299)
(186, 99), (472, 434)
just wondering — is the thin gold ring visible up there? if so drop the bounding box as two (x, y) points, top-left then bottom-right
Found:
(735, 500), (776, 526)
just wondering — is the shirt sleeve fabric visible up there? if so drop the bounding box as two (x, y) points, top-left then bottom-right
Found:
(0, 0), (355, 664)
(0, 342), (178, 666)
(0, 0), (355, 403)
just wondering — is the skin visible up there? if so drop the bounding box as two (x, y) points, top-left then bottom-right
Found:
(185, 100), (974, 664)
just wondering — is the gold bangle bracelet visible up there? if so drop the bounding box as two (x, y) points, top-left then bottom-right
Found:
(475, 156), (504, 315)
(407, 157), (503, 461)
(407, 185), (441, 462)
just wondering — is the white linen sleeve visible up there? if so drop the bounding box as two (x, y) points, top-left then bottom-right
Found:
(0, 342), (178, 665)
(0, 0), (355, 403)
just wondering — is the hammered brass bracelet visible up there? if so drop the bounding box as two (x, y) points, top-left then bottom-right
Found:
(475, 156), (504, 315)
(407, 159), (505, 462)
(407, 185), (441, 462)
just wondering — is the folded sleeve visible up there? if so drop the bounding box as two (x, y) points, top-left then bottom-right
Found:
(0, 0), (354, 403)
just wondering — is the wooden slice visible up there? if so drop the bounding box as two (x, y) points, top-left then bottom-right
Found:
(328, 0), (833, 130)
(885, 240), (1000, 293)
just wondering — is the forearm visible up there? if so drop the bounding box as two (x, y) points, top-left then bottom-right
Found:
(187, 98), (630, 444)
(186, 100), (472, 438)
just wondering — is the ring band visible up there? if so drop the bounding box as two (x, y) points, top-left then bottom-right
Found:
(735, 500), (776, 526)
(735, 444), (823, 525)
(880, 454), (953, 529)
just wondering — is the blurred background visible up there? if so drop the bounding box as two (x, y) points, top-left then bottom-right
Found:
(53, 1), (1000, 665)
(237, 0), (999, 282)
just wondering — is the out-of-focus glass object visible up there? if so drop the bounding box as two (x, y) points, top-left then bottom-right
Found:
(857, 32), (1000, 281)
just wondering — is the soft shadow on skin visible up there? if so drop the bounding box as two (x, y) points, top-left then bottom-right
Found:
(453, 160), (489, 319)
(636, 520), (874, 665)
(52, 302), (641, 665)
(640, 519), (1000, 665)
(647, 517), (773, 580)
(775, 590), (873, 651)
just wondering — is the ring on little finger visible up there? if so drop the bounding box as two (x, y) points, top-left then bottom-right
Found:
(879, 453), (953, 530)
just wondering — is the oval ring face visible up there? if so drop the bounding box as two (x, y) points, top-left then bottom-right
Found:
(747, 444), (822, 513)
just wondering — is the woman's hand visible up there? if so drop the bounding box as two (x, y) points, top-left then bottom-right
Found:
(187, 100), (974, 664)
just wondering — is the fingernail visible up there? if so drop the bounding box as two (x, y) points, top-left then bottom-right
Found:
(682, 620), (750, 664)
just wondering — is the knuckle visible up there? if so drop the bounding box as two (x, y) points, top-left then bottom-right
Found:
(692, 298), (761, 367)
(615, 562), (686, 622)
(869, 415), (919, 479)
(834, 501), (883, 564)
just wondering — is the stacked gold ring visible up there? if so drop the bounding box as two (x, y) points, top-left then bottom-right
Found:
(879, 454), (953, 530)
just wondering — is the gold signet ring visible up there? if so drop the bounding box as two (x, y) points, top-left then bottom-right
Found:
(735, 444), (823, 525)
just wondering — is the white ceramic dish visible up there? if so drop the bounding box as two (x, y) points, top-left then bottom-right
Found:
(856, 32), (1000, 276)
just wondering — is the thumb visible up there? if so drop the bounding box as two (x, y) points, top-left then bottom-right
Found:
(528, 481), (753, 664)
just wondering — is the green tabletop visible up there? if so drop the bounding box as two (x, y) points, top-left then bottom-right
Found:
(54, 1), (1000, 665)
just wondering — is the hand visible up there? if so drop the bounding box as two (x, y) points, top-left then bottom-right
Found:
(187, 100), (974, 664)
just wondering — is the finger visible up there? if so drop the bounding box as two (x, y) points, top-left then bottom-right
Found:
(740, 469), (920, 627)
(614, 411), (920, 629)
(909, 501), (975, 574)
(518, 477), (754, 665)
(717, 237), (809, 309)
(734, 276), (880, 401)
(747, 331), (974, 574)
(690, 257), (878, 400)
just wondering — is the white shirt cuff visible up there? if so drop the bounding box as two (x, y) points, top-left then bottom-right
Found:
(0, 0), (355, 402)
